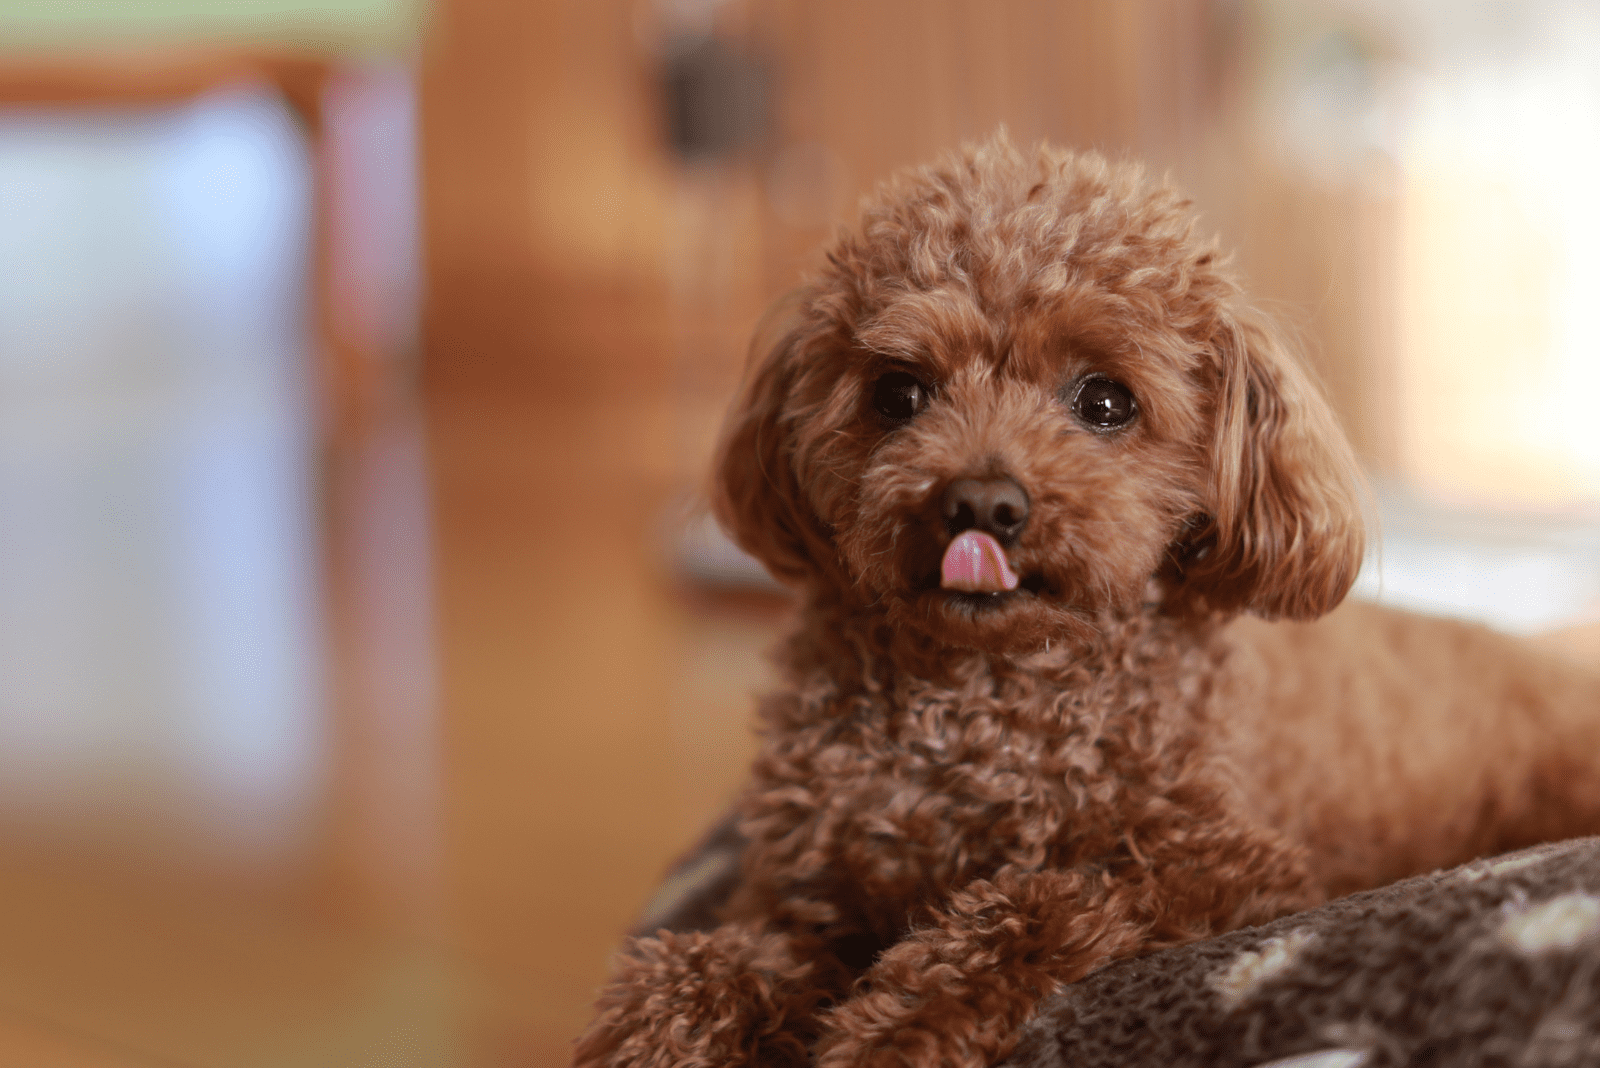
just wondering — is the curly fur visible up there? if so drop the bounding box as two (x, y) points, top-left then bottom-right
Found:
(574, 135), (1600, 1068)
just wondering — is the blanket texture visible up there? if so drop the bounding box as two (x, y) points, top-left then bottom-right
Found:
(1002, 837), (1600, 1068)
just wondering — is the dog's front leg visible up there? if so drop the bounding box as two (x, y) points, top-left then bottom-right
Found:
(811, 869), (1147, 1068)
(814, 845), (1314, 1068)
(573, 920), (845, 1068)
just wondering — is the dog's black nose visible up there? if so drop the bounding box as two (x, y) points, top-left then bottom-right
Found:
(942, 477), (1030, 544)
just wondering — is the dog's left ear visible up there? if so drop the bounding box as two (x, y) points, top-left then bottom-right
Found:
(1171, 310), (1366, 620)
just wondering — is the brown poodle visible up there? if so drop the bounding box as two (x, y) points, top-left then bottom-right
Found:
(573, 135), (1600, 1068)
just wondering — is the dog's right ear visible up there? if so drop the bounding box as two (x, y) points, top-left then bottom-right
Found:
(711, 292), (823, 587)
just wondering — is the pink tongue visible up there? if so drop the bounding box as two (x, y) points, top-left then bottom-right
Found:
(940, 530), (1020, 593)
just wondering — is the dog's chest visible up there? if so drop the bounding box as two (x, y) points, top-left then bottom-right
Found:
(760, 671), (1195, 885)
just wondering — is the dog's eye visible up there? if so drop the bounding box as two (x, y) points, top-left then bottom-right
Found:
(872, 371), (930, 423)
(1072, 377), (1137, 429)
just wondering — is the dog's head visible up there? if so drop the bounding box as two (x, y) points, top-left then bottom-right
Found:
(715, 138), (1364, 653)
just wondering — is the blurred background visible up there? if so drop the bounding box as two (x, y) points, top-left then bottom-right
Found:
(2, 0), (1600, 1064)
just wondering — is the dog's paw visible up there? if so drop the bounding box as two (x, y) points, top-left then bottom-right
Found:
(572, 927), (818, 1068)
(815, 984), (997, 1068)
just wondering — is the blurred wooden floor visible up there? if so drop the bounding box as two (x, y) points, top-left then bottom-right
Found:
(0, 378), (788, 1066)
(427, 388), (785, 1066)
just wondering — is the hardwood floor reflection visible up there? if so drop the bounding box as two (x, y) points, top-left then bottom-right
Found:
(426, 390), (785, 1065)
(0, 372), (780, 1067)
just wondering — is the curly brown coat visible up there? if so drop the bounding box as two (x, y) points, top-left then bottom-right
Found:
(573, 135), (1600, 1068)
